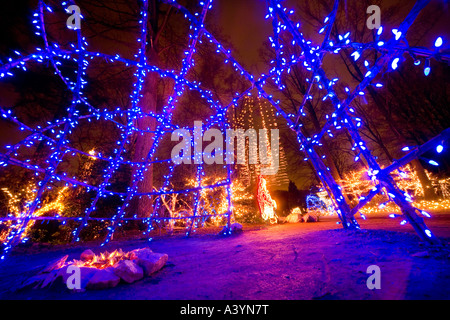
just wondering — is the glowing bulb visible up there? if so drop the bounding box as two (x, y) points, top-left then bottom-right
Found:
(421, 211), (431, 218)
(377, 26), (383, 35)
(434, 37), (443, 48)
(391, 58), (399, 70)
(436, 145), (443, 153)
(428, 160), (439, 166)
(392, 29), (402, 40)
(424, 59), (431, 76)
(351, 51), (360, 61)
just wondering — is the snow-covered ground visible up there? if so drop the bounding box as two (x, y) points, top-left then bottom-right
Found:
(1, 214), (449, 300)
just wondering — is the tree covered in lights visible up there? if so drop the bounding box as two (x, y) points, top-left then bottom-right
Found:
(230, 96), (290, 190)
(0, 0), (449, 261)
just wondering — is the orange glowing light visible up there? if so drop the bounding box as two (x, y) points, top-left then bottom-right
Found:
(0, 184), (68, 242)
(257, 175), (277, 224)
(71, 249), (132, 269)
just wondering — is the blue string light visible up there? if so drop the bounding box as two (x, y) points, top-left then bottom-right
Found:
(0, 0), (448, 260)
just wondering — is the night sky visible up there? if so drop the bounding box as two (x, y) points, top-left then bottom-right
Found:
(214, 0), (273, 73)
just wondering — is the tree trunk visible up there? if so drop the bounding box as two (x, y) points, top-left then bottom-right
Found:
(411, 158), (437, 200)
(304, 102), (344, 181)
(132, 49), (158, 217)
(303, 102), (355, 207)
